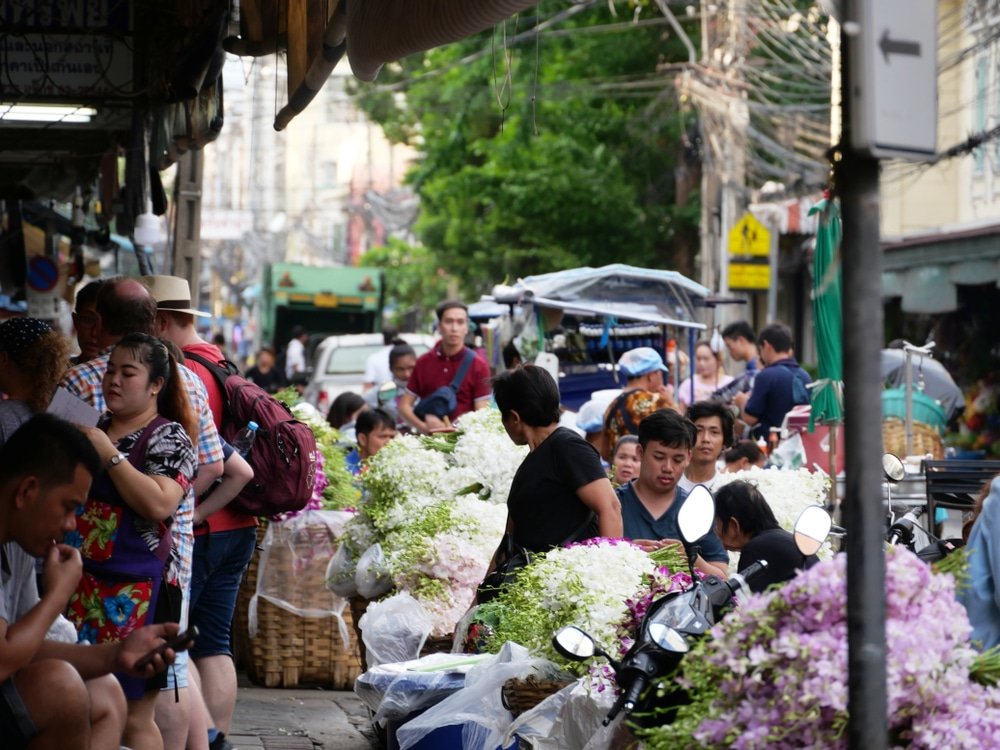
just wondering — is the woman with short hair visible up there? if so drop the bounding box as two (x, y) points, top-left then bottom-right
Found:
(714, 480), (818, 592)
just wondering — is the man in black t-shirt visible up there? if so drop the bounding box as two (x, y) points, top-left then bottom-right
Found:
(714, 480), (818, 591)
(492, 365), (623, 553)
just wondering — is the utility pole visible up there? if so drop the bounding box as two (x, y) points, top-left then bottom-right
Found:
(839, 0), (935, 746)
(694, 0), (748, 319)
(172, 150), (204, 302)
(839, 3), (888, 743)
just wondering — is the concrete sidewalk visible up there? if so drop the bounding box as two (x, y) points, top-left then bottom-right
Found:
(228, 675), (377, 750)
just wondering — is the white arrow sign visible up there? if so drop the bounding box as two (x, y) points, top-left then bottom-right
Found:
(849, 0), (937, 160)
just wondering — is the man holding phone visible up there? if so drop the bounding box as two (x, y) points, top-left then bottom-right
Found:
(0, 415), (187, 750)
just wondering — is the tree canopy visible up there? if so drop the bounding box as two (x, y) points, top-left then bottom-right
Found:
(352, 4), (701, 303)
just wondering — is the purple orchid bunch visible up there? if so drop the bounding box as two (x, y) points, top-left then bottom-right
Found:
(641, 546), (1000, 749)
(616, 567), (696, 658)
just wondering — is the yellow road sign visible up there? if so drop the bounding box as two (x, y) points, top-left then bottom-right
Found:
(728, 213), (771, 257)
(729, 262), (770, 290)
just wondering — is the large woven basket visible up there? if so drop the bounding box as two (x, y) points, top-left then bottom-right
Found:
(882, 418), (944, 459)
(233, 526), (362, 689)
(501, 676), (572, 718)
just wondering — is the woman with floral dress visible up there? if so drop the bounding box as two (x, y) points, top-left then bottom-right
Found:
(67, 333), (197, 749)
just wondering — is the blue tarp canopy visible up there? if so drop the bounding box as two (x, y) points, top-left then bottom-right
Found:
(492, 263), (709, 330)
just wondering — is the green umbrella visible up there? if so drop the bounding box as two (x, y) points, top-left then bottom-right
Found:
(808, 197), (843, 429)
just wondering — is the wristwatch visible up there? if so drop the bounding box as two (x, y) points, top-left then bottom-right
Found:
(107, 453), (127, 469)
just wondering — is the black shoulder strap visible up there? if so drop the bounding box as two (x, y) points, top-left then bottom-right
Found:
(449, 349), (476, 392)
(183, 350), (240, 378)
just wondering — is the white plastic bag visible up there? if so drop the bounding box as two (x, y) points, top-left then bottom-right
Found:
(396, 642), (559, 750)
(359, 592), (432, 669)
(325, 543), (358, 597)
(770, 430), (806, 470)
(355, 543), (393, 600)
(505, 677), (620, 750)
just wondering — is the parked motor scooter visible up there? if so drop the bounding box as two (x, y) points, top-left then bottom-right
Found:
(880, 452), (957, 561)
(552, 487), (821, 725)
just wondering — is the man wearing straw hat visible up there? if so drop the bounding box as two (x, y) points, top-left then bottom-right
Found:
(145, 275), (255, 750)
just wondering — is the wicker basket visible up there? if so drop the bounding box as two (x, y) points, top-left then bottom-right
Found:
(233, 525), (362, 689)
(501, 676), (572, 718)
(882, 418), (944, 459)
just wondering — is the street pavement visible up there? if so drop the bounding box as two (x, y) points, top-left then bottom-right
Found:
(228, 674), (378, 749)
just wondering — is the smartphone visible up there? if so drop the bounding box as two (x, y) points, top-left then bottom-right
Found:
(134, 625), (199, 669)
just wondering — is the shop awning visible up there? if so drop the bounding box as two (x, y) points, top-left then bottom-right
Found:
(492, 263), (710, 330)
(881, 222), (1000, 314)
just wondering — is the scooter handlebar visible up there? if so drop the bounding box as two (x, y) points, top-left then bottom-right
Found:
(886, 508), (925, 547)
(735, 560), (769, 586)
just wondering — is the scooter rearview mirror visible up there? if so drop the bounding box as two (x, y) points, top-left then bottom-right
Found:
(793, 505), (833, 557)
(882, 453), (905, 483)
(552, 626), (597, 661)
(678, 485), (716, 544)
(647, 623), (690, 654)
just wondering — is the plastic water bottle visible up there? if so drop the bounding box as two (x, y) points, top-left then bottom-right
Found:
(232, 421), (259, 459)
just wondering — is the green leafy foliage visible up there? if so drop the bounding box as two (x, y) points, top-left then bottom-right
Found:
(350, 4), (701, 299)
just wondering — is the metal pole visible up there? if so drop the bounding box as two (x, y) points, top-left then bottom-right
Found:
(766, 216), (779, 323)
(904, 349), (913, 455)
(839, 7), (888, 744)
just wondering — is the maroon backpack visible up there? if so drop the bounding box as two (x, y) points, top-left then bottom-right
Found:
(184, 351), (317, 518)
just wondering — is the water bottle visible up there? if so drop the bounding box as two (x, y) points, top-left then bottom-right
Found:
(232, 421), (259, 459)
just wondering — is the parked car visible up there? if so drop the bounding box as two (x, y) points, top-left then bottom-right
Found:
(303, 332), (436, 415)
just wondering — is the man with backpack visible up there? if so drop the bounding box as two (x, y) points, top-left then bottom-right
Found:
(398, 300), (491, 433)
(146, 276), (257, 750)
(732, 322), (811, 443)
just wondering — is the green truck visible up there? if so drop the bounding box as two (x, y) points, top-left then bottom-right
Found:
(260, 262), (384, 350)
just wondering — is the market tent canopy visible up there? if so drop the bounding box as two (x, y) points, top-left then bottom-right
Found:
(491, 264), (710, 330)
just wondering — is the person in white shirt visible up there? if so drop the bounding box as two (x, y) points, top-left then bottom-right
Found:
(362, 327), (400, 391)
(677, 400), (735, 493)
(284, 326), (309, 381)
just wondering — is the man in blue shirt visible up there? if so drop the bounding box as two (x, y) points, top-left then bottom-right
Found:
(734, 322), (811, 441)
(617, 409), (730, 577)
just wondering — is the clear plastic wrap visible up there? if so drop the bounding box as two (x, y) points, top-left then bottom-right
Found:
(358, 592), (432, 669)
(325, 542), (358, 597)
(395, 642), (560, 750)
(354, 651), (478, 722)
(355, 542), (394, 600)
(248, 510), (354, 646)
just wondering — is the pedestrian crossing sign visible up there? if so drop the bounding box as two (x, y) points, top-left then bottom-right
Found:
(728, 213), (771, 257)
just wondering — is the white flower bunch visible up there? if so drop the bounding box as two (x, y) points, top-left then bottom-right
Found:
(452, 410), (528, 502)
(336, 408), (529, 637)
(386, 496), (507, 635)
(483, 540), (656, 669)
